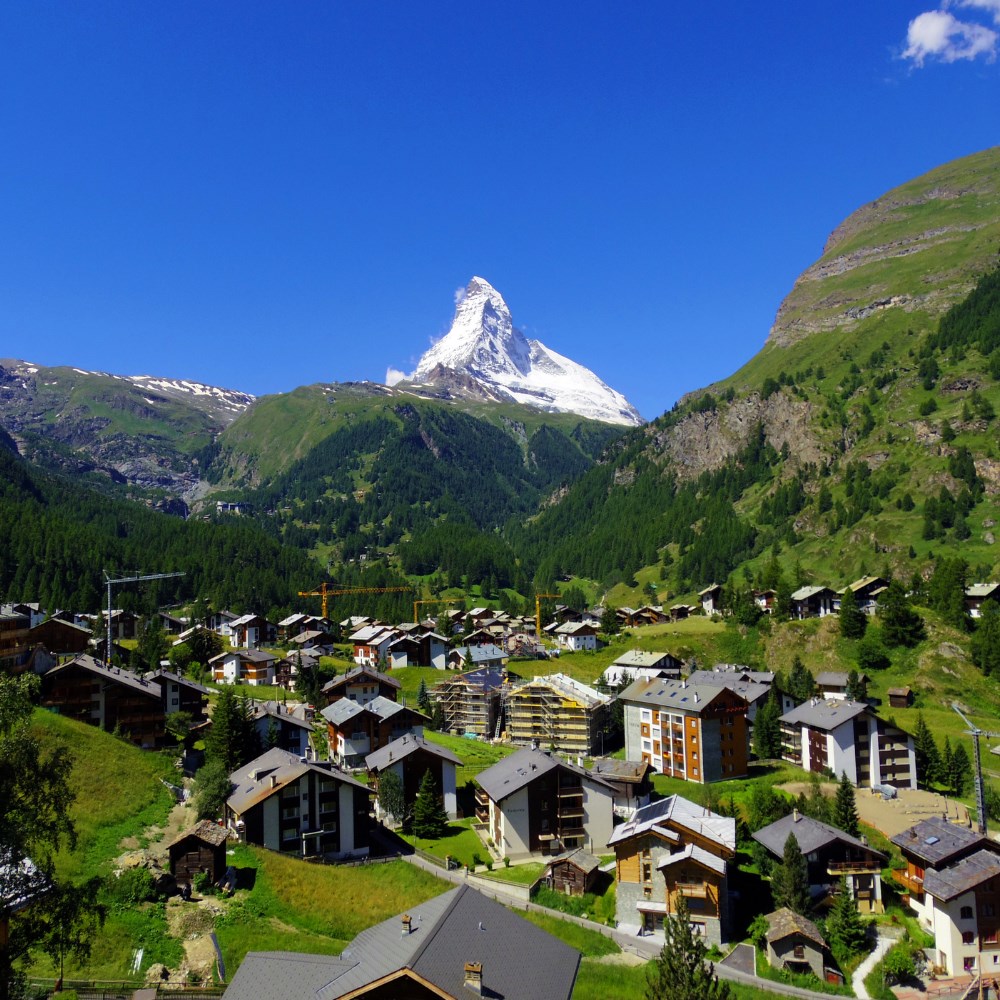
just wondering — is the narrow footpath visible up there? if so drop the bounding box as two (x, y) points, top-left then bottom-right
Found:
(852, 929), (901, 1000)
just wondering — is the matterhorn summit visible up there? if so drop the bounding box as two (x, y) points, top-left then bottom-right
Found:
(387, 277), (643, 426)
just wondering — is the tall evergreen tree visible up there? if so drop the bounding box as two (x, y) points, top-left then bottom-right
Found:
(971, 603), (1000, 676)
(833, 772), (860, 838)
(912, 713), (940, 789)
(927, 557), (971, 631)
(771, 833), (810, 915)
(950, 742), (970, 797)
(839, 587), (867, 640)
(645, 896), (732, 1000)
(411, 769), (449, 839)
(785, 656), (815, 702)
(417, 678), (431, 715)
(878, 581), (926, 647)
(752, 689), (782, 760)
(845, 669), (867, 701)
(825, 877), (868, 958)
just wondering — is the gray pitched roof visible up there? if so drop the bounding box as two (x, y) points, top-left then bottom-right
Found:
(224, 885), (580, 999)
(765, 907), (828, 949)
(890, 816), (992, 866)
(365, 733), (462, 773)
(815, 672), (850, 687)
(611, 650), (680, 669)
(476, 747), (614, 803)
(752, 813), (885, 863)
(144, 667), (210, 695)
(619, 676), (747, 715)
(54, 654), (162, 699)
(227, 748), (365, 815)
(923, 849), (1000, 901)
(320, 694), (411, 727)
(547, 848), (601, 876)
(780, 698), (869, 731)
(322, 665), (401, 694)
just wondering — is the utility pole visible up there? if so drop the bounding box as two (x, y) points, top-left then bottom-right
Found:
(103, 571), (184, 666)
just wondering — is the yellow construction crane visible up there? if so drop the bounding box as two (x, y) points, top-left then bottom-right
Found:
(413, 597), (462, 624)
(535, 593), (561, 639)
(298, 583), (411, 620)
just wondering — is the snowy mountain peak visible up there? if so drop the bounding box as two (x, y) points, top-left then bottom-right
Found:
(388, 278), (643, 427)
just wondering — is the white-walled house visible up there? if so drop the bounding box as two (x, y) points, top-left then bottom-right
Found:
(366, 733), (461, 822)
(554, 622), (599, 651)
(210, 649), (277, 686)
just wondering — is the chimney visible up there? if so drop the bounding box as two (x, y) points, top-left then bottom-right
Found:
(401, 914), (412, 936)
(792, 808), (801, 823)
(464, 962), (483, 994)
(270, 775), (277, 788)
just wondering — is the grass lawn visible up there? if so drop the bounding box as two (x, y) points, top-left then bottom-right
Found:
(216, 845), (450, 971)
(520, 909), (620, 957)
(534, 876), (616, 925)
(32, 710), (178, 882)
(485, 862), (547, 885)
(401, 818), (486, 870)
(423, 729), (515, 769)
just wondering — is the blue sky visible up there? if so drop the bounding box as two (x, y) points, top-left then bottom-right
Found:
(2, 2), (1000, 420)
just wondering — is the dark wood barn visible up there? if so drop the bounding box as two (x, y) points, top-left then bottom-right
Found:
(545, 848), (601, 896)
(168, 820), (229, 885)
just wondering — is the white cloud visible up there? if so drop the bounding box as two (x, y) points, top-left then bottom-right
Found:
(453, 285), (467, 306)
(385, 367), (408, 386)
(903, 8), (998, 65)
(955, 0), (1000, 24)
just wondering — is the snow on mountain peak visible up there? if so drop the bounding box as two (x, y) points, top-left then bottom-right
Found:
(388, 278), (643, 427)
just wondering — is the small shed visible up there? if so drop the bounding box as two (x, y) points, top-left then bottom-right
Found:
(887, 686), (913, 708)
(765, 907), (829, 980)
(168, 820), (229, 886)
(544, 848), (601, 896)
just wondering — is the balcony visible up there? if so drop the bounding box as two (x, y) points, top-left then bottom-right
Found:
(892, 869), (924, 897)
(828, 860), (881, 876)
(674, 882), (709, 898)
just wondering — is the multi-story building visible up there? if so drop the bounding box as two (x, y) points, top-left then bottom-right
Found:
(144, 667), (209, 723)
(609, 795), (736, 945)
(226, 747), (370, 859)
(247, 700), (315, 757)
(475, 747), (615, 860)
(432, 666), (505, 737)
(321, 695), (428, 767)
(891, 816), (1000, 976)
(753, 810), (886, 913)
(505, 674), (610, 756)
(366, 732), (461, 821)
(0, 610), (31, 673)
(349, 624), (399, 667)
(620, 677), (749, 783)
(321, 665), (401, 707)
(779, 698), (915, 789)
(40, 653), (166, 748)
(209, 649), (278, 686)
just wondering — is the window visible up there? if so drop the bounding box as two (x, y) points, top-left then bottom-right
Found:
(692, 768), (699, 776)
(984, 903), (997, 918)
(793, 944), (805, 959)
(984, 929), (998, 945)
(963, 932), (975, 945)
(691, 752), (698, 761)
(961, 906), (974, 920)
(642, 862), (652, 883)
(690, 719), (697, 728)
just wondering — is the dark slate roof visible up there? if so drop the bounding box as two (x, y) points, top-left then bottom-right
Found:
(365, 733), (462, 772)
(320, 695), (415, 727)
(144, 667), (210, 695)
(222, 952), (355, 1000)
(752, 813), (885, 863)
(227, 748), (366, 815)
(321, 666), (401, 694)
(249, 701), (314, 730)
(890, 816), (992, 866)
(53, 654), (162, 699)
(476, 747), (615, 803)
(224, 885), (580, 999)
(779, 698), (869, 731)
(923, 849), (1000, 901)
(547, 848), (601, 876)
(765, 907), (828, 949)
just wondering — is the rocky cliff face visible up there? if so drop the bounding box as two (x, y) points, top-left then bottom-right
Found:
(767, 146), (1000, 348)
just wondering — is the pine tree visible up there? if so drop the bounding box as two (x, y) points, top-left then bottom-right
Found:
(912, 713), (940, 789)
(826, 876), (869, 958)
(752, 689), (782, 760)
(417, 678), (431, 715)
(645, 895), (732, 1000)
(411, 769), (449, 839)
(786, 656), (815, 702)
(951, 742), (970, 797)
(376, 768), (406, 827)
(845, 669), (867, 702)
(878, 581), (926, 647)
(839, 587), (867, 640)
(833, 772), (860, 838)
(971, 603), (1000, 676)
(771, 833), (810, 915)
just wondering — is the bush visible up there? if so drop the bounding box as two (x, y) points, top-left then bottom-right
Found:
(104, 866), (157, 912)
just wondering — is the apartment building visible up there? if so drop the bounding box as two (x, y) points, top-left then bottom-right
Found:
(321, 695), (428, 767)
(609, 795), (736, 945)
(779, 698), (916, 789)
(620, 677), (749, 783)
(0, 610), (30, 673)
(432, 666), (505, 738)
(891, 816), (1000, 976)
(475, 747), (615, 860)
(505, 674), (611, 756)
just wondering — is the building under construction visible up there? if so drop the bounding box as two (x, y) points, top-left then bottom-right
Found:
(432, 667), (505, 738)
(506, 673), (611, 756)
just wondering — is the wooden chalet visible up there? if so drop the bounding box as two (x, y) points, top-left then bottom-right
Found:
(168, 820), (229, 886)
(27, 617), (92, 656)
(544, 849), (601, 896)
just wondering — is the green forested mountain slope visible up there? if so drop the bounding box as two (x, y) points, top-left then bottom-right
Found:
(0, 440), (323, 615)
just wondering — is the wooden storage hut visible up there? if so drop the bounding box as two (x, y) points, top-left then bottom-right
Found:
(168, 820), (229, 886)
(887, 686), (914, 708)
(544, 848), (601, 896)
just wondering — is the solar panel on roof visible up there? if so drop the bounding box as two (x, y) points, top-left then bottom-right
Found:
(926, 836), (940, 845)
